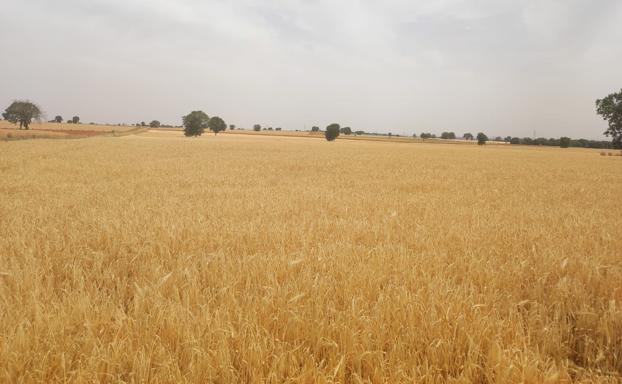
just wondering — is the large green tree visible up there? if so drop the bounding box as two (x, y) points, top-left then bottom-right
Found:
(596, 89), (622, 148)
(2, 100), (42, 129)
(208, 116), (227, 135)
(325, 123), (340, 141)
(183, 111), (210, 137)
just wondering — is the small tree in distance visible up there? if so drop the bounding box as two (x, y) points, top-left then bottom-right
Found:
(340, 127), (352, 135)
(208, 116), (227, 135)
(2, 100), (42, 129)
(463, 133), (473, 140)
(253, 124), (261, 132)
(183, 111), (210, 137)
(477, 132), (488, 146)
(72, 116), (80, 124)
(54, 115), (63, 123)
(229, 124), (235, 130)
(325, 123), (340, 141)
(311, 126), (320, 132)
(149, 120), (161, 128)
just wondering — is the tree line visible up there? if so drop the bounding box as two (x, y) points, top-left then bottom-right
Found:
(3, 88), (621, 146)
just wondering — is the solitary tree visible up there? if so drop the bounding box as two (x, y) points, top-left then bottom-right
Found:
(596, 89), (622, 148)
(229, 124), (235, 130)
(54, 115), (63, 123)
(463, 133), (474, 140)
(149, 120), (161, 128)
(183, 111), (210, 137)
(340, 126), (352, 135)
(311, 126), (320, 132)
(72, 116), (80, 124)
(2, 100), (42, 129)
(441, 132), (456, 139)
(477, 132), (488, 145)
(325, 123), (340, 141)
(560, 137), (571, 148)
(253, 124), (261, 132)
(208, 116), (227, 135)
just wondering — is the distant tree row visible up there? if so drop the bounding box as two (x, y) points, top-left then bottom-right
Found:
(507, 136), (615, 149)
(3, 89), (621, 147)
(48, 115), (80, 124)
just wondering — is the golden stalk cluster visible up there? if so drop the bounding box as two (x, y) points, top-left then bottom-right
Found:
(1, 132), (621, 383)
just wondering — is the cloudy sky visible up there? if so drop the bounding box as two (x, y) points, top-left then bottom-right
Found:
(1, 0), (621, 138)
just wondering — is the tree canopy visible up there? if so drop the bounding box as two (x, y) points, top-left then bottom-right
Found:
(253, 124), (261, 131)
(183, 111), (210, 137)
(325, 123), (340, 141)
(311, 126), (320, 132)
(149, 120), (161, 128)
(2, 100), (42, 129)
(463, 133), (474, 140)
(72, 116), (80, 124)
(477, 132), (488, 145)
(54, 115), (63, 123)
(208, 116), (227, 135)
(596, 89), (622, 148)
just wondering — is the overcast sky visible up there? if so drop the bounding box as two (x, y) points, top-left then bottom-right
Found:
(1, 0), (621, 138)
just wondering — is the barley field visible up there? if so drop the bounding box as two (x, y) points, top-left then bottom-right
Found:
(0, 132), (621, 383)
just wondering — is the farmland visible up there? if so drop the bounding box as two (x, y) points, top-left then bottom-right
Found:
(1, 131), (621, 383)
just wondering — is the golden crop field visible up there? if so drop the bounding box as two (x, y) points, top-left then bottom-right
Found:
(1, 131), (621, 383)
(0, 121), (139, 140)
